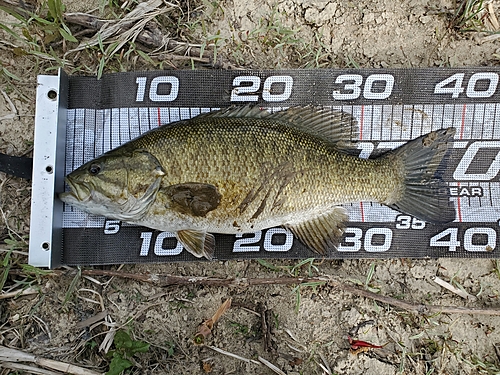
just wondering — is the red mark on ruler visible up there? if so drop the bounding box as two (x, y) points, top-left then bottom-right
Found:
(456, 105), (466, 222)
(359, 106), (365, 222)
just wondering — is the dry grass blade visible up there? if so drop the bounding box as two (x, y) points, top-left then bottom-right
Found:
(432, 276), (477, 301)
(258, 356), (287, 375)
(206, 345), (260, 364)
(0, 362), (62, 375)
(0, 286), (38, 299)
(0, 345), (102, 374)
(75, 310), (108, 329)
(66, 0), (177, 56)
(487, 2), (500, 30)
(0, 89), (17, 122)
(194, 298), (232, 345)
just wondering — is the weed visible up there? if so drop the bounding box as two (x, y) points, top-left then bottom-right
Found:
(292, 281), (326, 313)
(169, 300), (191, 312)
(0, 233), (29, 291)
(0, 0), (72, 69)
(257, 258), (282, 272)
(20, 264), (52, 284)
(163, 340), (175, 357)
(63, 266), (81, 306)
(249, 8), (301, 49)
(229, 321), (252, 336)
(106, 330), (150, 375)
(273, 312), (279, 330)
(257, 258), (319, 277)
(346, 55), (360, 69)
(460, 354), (500, 374)
(493, 260), (500, 279)
(347, 262), (381, 293)
(450, 0), (486, 32)
(0, 247), (12, 291)
(45, 0), (78, 42)
(297, 29), (333, 68)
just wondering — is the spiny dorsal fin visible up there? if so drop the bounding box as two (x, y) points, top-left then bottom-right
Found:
(198, 106), (359, 146)
(285, 206), (349, 255)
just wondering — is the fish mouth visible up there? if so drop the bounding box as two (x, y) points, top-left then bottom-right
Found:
(59, 177), (91, 203)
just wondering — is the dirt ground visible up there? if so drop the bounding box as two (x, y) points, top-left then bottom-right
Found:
(3, 0), (500, 374)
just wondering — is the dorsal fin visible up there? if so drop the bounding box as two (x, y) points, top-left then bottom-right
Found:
(266, 107), (359, 145)
(198, 106), (359, 146)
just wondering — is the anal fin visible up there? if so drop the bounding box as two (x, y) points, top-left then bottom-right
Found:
(286, 207), (348, 255)
(177, 230), (215, 260)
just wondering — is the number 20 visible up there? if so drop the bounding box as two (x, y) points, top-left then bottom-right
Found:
(230, 75), (293, 102)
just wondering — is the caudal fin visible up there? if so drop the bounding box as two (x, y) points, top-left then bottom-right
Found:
(387, 128), (456, 224)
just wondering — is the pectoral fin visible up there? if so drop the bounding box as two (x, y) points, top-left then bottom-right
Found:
(164, 183), (221, 217)
(286, 207), (348, 255)
(177, 229), (215, 260)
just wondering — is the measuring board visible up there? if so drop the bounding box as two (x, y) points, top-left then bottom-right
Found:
(28, 68), (500, 267)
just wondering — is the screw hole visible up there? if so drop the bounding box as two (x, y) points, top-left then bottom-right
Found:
(47, 90), (57, 100)
(45, 165), (53, 174)
(41, 242), (50, 251)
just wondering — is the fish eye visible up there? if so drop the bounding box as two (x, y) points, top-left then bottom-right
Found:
(88, 163), (101, 175)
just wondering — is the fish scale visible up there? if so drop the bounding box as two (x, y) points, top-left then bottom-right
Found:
(59, 106), (456, 259)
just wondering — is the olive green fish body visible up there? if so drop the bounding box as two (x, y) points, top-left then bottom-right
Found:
(60, 107), (456, 259)
(132, 118), (398, 231)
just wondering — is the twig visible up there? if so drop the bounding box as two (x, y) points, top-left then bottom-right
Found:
(0, 361), (61, 375)
(0, 286), (38, 299)
(338, 282), (500, 316)
(259, 303), (275, 353)
(0, 0), (36, 19)
(9, 268), (500, 316)
(0, 246), (29, 256)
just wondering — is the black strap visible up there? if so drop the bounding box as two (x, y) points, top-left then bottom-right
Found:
(0, 153), (33, 180)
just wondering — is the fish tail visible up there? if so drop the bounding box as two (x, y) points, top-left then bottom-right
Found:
(387, 127), (456, 224)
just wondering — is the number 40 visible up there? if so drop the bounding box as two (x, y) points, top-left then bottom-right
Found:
(434, 72), (499, 98)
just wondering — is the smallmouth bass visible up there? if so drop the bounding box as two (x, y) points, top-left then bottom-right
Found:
(59, 106), (456, 259)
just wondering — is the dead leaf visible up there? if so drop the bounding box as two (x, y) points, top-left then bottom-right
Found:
(194, 298), (232, 345)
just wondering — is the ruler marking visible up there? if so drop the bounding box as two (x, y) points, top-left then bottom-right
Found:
(66, 109), (75, 174)
(389, 104), (395, 140)
(460, 103), (466, 140)
(495, 103), (500, 139)
(480, 103), (486, 140)
(127, 108), (131, 142)
(457, 181), (463, 222)
(359, 105), (364, 140)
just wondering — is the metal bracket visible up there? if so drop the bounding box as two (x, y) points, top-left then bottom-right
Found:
(28, 69), (68, 268)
